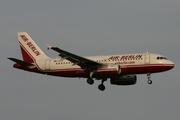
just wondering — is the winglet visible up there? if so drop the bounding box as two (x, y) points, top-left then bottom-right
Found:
(47, 45), (52, 50)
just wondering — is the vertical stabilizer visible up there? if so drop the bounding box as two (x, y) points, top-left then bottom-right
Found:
(18, 32), (49, 62)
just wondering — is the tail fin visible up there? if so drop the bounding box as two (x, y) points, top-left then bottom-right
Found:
(18, 32), (49, 62)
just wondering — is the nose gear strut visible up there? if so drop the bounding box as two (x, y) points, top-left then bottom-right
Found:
(147, 73), (152, 84)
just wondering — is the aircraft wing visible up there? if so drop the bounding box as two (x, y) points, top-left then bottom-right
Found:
(48, 46), (102, 69)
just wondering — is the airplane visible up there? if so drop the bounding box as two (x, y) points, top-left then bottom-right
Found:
(8, 32), (174, 91)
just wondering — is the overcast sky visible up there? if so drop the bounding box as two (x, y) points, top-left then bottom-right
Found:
(0, 0), (180, 120)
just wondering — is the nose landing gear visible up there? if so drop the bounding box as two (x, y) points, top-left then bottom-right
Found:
(147, 80), (152, 84)
(147, 73), (152, 84)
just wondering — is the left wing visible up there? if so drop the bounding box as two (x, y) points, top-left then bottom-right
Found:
(47, 46), (102, 70)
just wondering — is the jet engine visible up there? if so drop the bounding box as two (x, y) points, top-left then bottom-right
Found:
(110, 75), (137, 85)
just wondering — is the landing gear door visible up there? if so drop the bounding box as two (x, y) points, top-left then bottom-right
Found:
(145, 53), (150, 64)
(117, 65), (121, 74)
(45, 59), (51, 70)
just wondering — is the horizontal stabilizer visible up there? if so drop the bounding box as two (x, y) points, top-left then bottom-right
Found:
(8, 58), (35, 66)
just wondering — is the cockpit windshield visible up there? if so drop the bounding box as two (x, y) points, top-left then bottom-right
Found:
(157, 57), (167, 60)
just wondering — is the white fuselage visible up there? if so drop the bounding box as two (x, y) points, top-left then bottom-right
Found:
(30, 53), (174, 78)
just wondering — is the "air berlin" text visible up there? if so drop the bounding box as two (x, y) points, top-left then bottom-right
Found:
(108, 55), (143, 61)
(20, 35), (41, 56)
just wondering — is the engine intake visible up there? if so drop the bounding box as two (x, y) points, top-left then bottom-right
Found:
(110, 75), (137, 85)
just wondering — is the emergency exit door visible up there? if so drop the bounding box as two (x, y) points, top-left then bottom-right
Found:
(145, 53), (150, 64)
(45, 59), (51, 70)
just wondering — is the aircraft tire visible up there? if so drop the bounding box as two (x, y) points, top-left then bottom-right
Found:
(147, 80), (152, 84)
(98, 84), (105, 91)
(87, 78), (94, 85)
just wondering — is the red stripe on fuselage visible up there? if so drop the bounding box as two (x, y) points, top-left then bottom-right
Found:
(13, 63), (174, 78)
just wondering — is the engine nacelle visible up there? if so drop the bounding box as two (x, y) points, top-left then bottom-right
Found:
(110, 75), (137, 85)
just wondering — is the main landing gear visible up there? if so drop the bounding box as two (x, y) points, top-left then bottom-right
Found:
(87, 78), (94, 85)
(98, 84), (105, 91)
(147, 73), (152, 84)
(87, 71), (95, 85)
(98, 78), (107, 91)
(86, 78), (107, 91)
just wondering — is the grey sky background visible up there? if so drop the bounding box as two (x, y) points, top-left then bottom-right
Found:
(0, 0), (179, 120)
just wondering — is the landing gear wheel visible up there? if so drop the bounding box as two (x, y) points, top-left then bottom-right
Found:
(98, 84), (105, 91)
(87, 78), (94, 85)
(147, 80), (152, 84)
(147, 73), (152, 84)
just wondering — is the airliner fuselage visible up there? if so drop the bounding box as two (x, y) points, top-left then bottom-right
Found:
(14, 53), (174, 77)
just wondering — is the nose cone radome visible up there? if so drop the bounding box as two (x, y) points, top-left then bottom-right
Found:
(167, 60), (175, 70)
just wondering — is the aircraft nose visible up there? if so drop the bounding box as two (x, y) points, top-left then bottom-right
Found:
(168, 61), (175, 69)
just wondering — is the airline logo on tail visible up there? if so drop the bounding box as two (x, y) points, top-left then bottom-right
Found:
(20, 35), (41, 56)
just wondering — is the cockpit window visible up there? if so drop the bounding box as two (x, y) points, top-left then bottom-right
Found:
(157, 56), (167, 60)
(163, 57), (167, 60)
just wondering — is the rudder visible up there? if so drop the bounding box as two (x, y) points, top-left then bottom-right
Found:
(18, 32), (49, 62)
